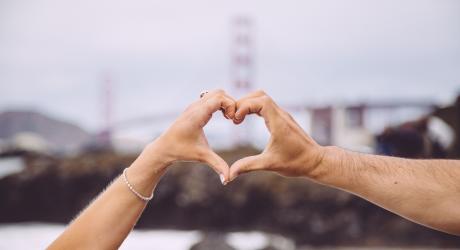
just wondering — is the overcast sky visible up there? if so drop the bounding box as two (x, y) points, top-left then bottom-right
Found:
(0, 0), (459, 146)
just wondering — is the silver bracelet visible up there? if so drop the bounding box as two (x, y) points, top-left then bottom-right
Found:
(122, 168), (154, 202)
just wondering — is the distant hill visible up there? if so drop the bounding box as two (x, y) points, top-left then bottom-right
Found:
(0, 110), (91, 151)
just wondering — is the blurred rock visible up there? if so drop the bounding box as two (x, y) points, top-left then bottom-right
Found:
(0, 147), (459, 247)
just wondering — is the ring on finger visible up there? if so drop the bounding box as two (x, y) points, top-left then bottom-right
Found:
(200, 90), (209, 99)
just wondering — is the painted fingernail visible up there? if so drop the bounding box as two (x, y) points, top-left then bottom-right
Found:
(219, 174), (226, 185)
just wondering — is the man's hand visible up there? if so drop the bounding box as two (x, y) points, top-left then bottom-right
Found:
(146, 89), (236, 183)
(229, 90), (460, 236)
(229, 90), (325, 181)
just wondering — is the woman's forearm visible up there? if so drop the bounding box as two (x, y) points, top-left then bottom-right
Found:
(48, 90), (234, 249)
(48, 142), (170, 250)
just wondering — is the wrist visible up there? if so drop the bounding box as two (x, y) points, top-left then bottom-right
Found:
(126, 141), (173, 195)
(304, 146), (345, 185)
(129, 139), (173, 178)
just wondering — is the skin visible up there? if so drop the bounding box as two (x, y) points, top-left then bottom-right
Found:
(229, 90), (460, 236)
(48, 90), (235, 250)
(49, 89), (460, 249)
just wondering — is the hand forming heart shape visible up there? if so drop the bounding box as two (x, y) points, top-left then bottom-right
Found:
(151, 89), (325, 185)
(49, 88), (460, 249)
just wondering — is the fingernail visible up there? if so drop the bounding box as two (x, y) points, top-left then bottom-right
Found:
(219, 174), (226, 185)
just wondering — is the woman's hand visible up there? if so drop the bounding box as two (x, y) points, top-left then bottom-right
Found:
(48, 89), (236, 250)
(139, 89), (236, 184)
(229, 90), (326, 181)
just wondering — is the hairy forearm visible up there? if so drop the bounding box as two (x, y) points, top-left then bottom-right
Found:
(311, 146), (460, 235)
(48, 143), (169, 249)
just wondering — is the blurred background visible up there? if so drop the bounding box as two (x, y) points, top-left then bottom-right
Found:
(1, 0), (460, 249)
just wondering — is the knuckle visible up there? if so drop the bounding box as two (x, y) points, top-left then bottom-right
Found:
(255, 89), (266, 96)
(205, 90), (224, 100)
(239, 101), (250, 109)
(214, 89), (225, 95)
(224, 102), (234, 110)
(260, 95), (272, 105)
(235, 100), (244, 109)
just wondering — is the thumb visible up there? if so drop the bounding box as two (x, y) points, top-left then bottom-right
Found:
(229, 154), (269, 182)
(200, 149), (230, 185)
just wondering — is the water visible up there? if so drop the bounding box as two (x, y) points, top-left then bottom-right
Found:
(0, 156), (24, 178)
(0, 223), (454, 250)
(0, 223), (293, 250)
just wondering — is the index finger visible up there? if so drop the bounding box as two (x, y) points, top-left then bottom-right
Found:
(233, 91), (279, 126)
(202, 90), (236, 119)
